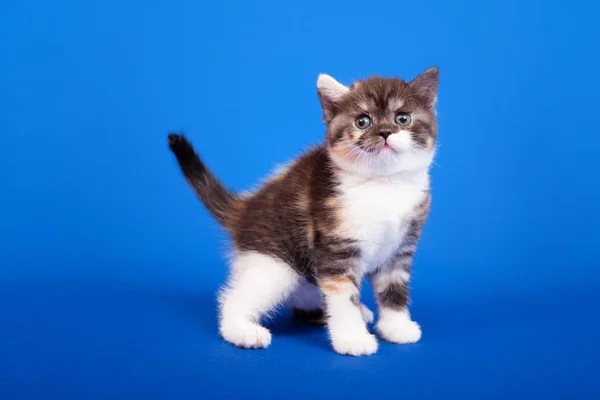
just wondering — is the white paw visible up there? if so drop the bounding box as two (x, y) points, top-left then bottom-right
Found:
(360, 303), (375, 324)
(219, 320), (272, 349)
(376, 315), (422, 344)
(331, 331), (379, 356)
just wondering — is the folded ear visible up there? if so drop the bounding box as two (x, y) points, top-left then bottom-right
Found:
(409, 66), (439, 109)
(317, 74), (349, 123)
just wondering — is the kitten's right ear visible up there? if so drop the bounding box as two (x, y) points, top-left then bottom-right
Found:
(317, 74), (349, 123)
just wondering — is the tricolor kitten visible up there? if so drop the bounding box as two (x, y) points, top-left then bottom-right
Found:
(168, 66), (439, 356)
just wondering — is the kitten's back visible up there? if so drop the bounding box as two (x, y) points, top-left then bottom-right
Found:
(231, 146), (330, 277)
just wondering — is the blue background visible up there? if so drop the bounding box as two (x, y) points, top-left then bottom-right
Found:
(1, 0), (599, 398)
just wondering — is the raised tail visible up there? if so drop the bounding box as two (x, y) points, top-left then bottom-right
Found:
(168, 133), (237, 228)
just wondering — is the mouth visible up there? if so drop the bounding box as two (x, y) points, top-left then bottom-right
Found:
(357, 141), (401, 155)
(379, 142), (398, 154)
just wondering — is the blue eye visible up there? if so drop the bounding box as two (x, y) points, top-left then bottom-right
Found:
(355, 115), (372, 129)
(395, 113), (412, 126)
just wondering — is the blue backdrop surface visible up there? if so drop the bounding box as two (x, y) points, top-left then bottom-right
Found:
(1, 0), (599, 398)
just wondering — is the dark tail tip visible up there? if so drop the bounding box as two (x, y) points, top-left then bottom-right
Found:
(167, 133), (196, 159)
(168, 133), (182, 146)
(168, 133), (188, 150)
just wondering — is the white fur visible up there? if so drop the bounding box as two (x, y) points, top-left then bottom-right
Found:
(386, 130), (413, 151)
(376, 308), (422, 344)
(336, 169), (429, 274)
(360, 303), (375, 324)
(219, 251), (299, 349)
(317, 74), (349, 100)
(323, 279), (378, 356)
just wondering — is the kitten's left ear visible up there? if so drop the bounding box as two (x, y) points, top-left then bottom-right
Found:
(409, 66), (439, 109)
(317, 74), (349, 123)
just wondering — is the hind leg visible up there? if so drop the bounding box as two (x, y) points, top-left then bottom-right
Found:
(290, 278), (374, 324)
(290, 278), (326, 323)
(219, 251), (299, 349)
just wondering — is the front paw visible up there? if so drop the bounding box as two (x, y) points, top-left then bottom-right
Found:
(220, 320), (272, 349)
(376, 314), (422, 344)
(331, 331), (379, 356)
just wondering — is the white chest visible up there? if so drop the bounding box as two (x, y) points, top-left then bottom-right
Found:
(337, 172), (428, 273)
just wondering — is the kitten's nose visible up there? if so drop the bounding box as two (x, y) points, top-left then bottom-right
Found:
(378, 131), (392, 140)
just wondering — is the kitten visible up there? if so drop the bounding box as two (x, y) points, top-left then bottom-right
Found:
(168, 66), (439, 356)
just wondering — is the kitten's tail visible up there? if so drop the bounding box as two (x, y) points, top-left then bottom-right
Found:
(168, 133), (239, 229)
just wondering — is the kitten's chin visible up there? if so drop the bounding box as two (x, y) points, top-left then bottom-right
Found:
(328, 145), (434, 178)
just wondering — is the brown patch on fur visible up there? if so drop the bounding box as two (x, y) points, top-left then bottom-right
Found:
(227, 199), (247, 228)
(297, 190), (309, 209)
(321, 276), (353, 293)
(325, 197), (339, 209)
(425, 137), (434, 149)
(306, 222), (315, 248)
(328, 141), (355, 164)
(377, 281), (409, 310)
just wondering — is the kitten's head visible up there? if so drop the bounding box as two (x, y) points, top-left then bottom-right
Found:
(317, 67), (439, 177)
